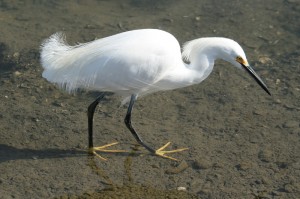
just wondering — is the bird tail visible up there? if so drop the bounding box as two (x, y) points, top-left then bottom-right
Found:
(40, 32), (71, 70)
(40, 32), (83, 92)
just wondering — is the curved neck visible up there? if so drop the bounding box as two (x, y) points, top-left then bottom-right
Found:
(155, 38), (232, 90)
(156, 56), (214, 91)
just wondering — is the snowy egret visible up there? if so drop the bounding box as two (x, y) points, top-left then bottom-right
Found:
(40, 29), (270, 161)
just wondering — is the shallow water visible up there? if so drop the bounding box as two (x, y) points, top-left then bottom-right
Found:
(0, 0), (299, 198)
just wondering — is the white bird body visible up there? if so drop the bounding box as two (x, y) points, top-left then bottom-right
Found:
(41, 29), (249, 103)
(40, 29), (270, 160)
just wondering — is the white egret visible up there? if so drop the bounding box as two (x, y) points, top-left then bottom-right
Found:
(40, 29), (270, 161)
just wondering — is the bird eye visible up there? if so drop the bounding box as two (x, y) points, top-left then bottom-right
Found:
(236, 56), (244, 64)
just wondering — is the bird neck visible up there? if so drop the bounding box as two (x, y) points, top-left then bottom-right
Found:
(156, 38), (229, 90)
(160, 57), (213, 90)
(183, 53), (215, 85)
(181, 38), (234, 85)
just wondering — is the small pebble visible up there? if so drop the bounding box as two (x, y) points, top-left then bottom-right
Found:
(258, 56), (272, 65)
(32, 156), (38, 160)
(177, 187), (187, 191)
(151, 163), (160, 169)
(253, 110), (265, 116)
(275, 99), (281, 104)
(13, 52), (20, 59)
(14, 71), (22, 76)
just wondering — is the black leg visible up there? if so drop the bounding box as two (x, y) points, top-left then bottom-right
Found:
(88, 93), (106, 149)
(124, 94), (155, 153)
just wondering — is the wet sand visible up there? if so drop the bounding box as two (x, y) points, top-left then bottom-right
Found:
(0, 0), (300, 198)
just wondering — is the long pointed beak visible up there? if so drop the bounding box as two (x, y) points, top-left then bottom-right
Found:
(241, 64), (271, 95)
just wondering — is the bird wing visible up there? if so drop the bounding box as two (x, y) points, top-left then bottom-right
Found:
(41, 29), (181, 96)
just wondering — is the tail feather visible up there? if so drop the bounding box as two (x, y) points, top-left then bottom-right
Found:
(40, 33), (87, 92)
(40, 32), (71, 70)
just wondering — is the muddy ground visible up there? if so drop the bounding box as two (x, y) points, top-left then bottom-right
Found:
(0, 0), (300, 198)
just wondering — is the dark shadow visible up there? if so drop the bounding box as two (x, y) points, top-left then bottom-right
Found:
(0, 42), (15, 75)
(0, 144), (87, 163)
(0, 143), (140, 163)
(130, 0), (177, 9)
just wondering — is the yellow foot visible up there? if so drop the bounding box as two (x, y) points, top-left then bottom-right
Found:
(155, 142), (188, 161)
(89, 142), (126, 161)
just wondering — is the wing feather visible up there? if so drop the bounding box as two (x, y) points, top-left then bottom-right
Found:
(40, 29), (180, 95)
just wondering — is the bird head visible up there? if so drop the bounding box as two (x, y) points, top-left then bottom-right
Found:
(183, 37), (271, 95)
(221, 40), (271, 96)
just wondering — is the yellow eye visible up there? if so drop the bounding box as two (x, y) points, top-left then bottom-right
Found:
(236, 56), (247, 65)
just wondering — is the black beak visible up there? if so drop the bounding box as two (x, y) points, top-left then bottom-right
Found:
(241, 64), (271, 95)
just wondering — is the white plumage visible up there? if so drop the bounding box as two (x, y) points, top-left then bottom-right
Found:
(41, 30), (178, 98)
(40, 29), (270, 160)
(41, 29), (258, 103)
